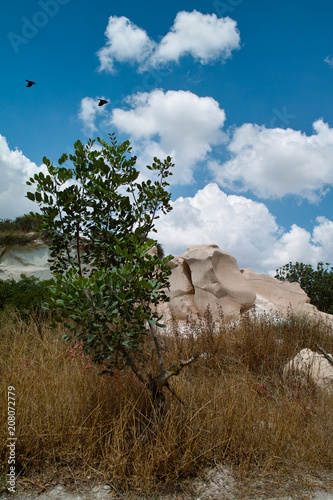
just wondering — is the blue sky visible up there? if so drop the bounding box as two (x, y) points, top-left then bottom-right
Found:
(1, 0), (333, 273)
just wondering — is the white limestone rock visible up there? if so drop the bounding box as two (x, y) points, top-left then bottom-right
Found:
(283, 348), (333, 392)
(180, 244), (256, 321)
(0, 240), (52, 281)
(242, 267), (316, 315)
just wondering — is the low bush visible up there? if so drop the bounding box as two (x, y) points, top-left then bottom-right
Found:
(0, 274), (51, 318)
(0, 232), (38, 246)
(0, 215), (43, 233)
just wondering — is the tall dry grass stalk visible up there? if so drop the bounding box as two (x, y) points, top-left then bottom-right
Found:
(1, 308), (333, 494)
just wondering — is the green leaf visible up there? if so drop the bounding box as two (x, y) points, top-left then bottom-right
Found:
(58, 153), (69, 165)
(26, 192), (35, 201)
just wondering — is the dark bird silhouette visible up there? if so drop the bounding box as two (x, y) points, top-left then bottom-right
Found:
(98, 99), (108, 106)
(25, 80), (36, 87)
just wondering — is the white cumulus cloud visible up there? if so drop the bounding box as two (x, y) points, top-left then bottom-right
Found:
(96, 16), (155, 74)
(312, 216), (333, 252)
(111, 89), (226, 183)
(96, 11), (240, 73)
(0, 135), (47, 220)
(149, 10), (240, 67)
(210, 119), (333, 201)
(153, 183), (333, 274)
(263, 218), (333, 273)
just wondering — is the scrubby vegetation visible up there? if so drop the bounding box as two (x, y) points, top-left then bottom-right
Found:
(0, 215), (43, 246)
(276, 261), (333, 314)
(0, 274), (51, 319)
(1, 309), (332, 496)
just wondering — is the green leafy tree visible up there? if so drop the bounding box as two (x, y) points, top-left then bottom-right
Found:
(275, 261), (333, 314)
(26, 134), (198, 406)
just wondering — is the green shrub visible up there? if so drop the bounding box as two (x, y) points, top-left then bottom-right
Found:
(0, 274), (51, 317)
(275, 261), (333, 314)
(0, 215), (43, 233)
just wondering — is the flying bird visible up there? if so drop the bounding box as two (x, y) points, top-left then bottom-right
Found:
(25, 80), (36, 87)
(98, 99), (108, 106)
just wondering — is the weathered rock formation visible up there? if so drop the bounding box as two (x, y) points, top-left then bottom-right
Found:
(0, 240), (324, 322)
(158, 244), (318, 322)
(158, 245), (256, 322)
(241, 268), (317, 317)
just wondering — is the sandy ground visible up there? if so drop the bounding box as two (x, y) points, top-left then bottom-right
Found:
(1, 467), (333, 500)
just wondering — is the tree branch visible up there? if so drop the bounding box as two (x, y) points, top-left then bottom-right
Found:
(153, 353), (200, 391)
(315, 343), (333, 366)
(149, 321), (165, 374)
(120, 346), (147, 386)
(76, 221), (82, 276)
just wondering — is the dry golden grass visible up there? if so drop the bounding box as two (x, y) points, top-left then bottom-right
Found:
(1, 307), (333, 494)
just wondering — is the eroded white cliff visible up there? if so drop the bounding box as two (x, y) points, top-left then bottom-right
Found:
(0, 240), (52, 281)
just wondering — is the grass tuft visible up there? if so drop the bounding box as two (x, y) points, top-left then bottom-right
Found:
(1, 309), (333, 494)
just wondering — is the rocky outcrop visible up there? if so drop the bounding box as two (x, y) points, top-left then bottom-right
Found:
(283, 348), (333, 392)
(158, 244), (320, 322)
(0, 240), (327, 322)
(241, 268), (317, 316)
(161, 245), (256, 322)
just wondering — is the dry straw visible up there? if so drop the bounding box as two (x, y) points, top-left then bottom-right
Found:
(1, 307), (333, 494)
